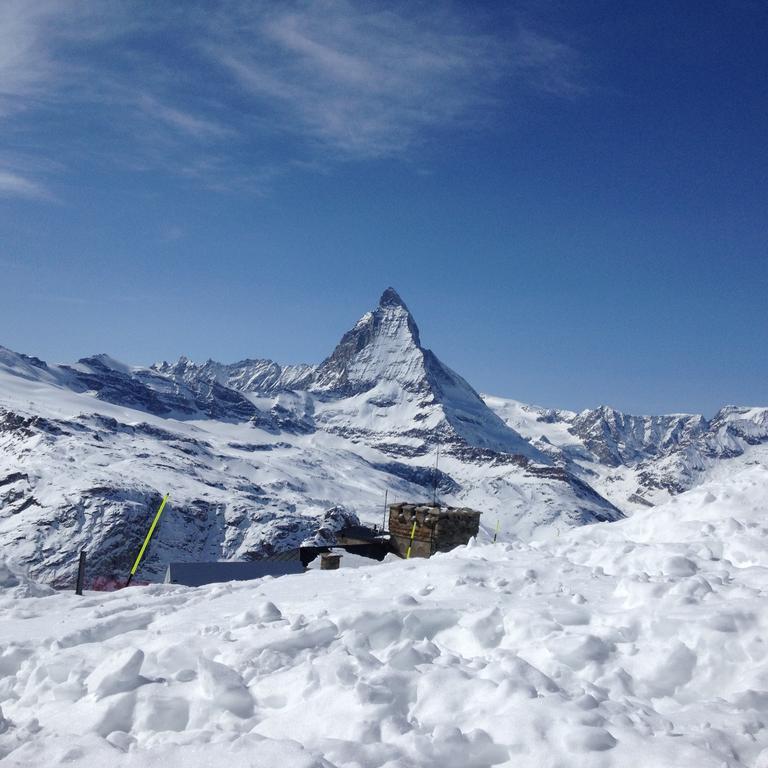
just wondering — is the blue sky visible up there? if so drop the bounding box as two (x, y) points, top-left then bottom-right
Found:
(1, 0), (766, 415)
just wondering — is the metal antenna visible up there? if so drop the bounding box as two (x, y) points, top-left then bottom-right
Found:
(432, 438), (440, 507)
(382, 489), (388, 532)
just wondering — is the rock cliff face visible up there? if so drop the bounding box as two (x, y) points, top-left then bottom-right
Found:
(2, 287), (763, 586)
(483, 396), (768, 511)
(311, 288), (426, 394)
(567, 407), (707, 467)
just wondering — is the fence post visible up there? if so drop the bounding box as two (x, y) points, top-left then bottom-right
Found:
(75, 550), (86, 595)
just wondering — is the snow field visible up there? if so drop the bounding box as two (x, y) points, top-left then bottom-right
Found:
(1, 464), (768, 767)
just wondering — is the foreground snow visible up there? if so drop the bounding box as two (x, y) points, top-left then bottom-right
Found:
(1, 464), (767, 767)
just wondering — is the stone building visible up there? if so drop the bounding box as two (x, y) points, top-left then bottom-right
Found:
(388, 503), (481, 558)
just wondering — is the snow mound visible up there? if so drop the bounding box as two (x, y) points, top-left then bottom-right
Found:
(0, 560), (54, 599)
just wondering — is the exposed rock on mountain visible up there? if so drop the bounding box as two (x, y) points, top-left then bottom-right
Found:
(484, 396), (768, 511)
(568, 406), (707, 467)
(305, 288), (542, 459)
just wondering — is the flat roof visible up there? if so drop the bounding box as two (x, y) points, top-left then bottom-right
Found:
(164, 558), (304, 587)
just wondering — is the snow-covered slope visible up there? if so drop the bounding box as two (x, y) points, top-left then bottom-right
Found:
(484, 395), (768, 512)
(1, 462), (767, 767)
(0, 289), (624, 587)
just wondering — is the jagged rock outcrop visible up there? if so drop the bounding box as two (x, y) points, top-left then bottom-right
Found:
(568, 406), (707, 467)
(484, 396), (768, 510)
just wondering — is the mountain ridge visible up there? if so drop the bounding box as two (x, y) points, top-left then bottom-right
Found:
(0, 287), (765, 586)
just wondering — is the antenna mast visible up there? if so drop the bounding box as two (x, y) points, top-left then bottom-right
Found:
(382, 489), (388, 532)
(432, 438), (440, 507)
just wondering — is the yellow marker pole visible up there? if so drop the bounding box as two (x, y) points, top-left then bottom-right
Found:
(493, 519), (500, 543)
(126, 494), (169, 586)
(405, 520), (417, 559)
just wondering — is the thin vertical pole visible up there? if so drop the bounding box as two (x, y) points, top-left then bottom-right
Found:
(432, 439), (440, 507)
(382, 489), (388, 533)
(75, 550), (86, 595)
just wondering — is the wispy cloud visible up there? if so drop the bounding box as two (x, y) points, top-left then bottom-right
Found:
(0, 1), (586, 194)
(0, 168), (50, 200)
(136, 93), (233, 140)
(0, 1), (56, 116)
(202, 2), (565, 158)
(0, 150), (63, 200)
(512, 28), (585, 97)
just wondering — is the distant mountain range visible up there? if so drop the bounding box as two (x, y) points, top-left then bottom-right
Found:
(1, 288), (765, 586)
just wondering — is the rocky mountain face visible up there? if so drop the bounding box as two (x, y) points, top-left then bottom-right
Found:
(304, 288), (542, 458)
(152, 356), (315, 397)
(484, 397), (768, 510)
(311, 287), (423, 394)
(1, 287), (764, 587)
(567, 407), (708, 467)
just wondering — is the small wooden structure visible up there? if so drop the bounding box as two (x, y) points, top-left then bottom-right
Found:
(320, 553), (342, 570)
(388, 503), (481, 559)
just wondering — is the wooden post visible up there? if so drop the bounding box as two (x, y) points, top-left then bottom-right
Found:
(75, 550), (86, 595)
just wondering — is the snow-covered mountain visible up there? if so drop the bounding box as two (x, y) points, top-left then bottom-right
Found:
(0, 289), (619, 586)
(484, 396), (768, 512)
(152, 288), (539, 458)
(1, 287), (765, 587)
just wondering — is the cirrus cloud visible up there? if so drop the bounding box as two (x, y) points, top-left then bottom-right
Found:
(0, 1), (586, 197)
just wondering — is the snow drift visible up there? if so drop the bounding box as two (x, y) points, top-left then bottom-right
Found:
(1, 463), (767, 766)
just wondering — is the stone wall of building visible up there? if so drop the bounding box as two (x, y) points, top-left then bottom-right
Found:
(388, 503), (481, 558)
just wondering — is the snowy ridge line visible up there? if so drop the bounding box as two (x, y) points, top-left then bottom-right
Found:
(483, 395), (768, 512)
(1, 464), (767, 766)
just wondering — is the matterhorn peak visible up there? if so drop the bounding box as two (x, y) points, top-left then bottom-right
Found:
(376, 286), (421, 347)
(375, 286), (421, 345)
(310, 287), (423, 395)
(379, 286), (409, 310)
(308, 287), (542, 457)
